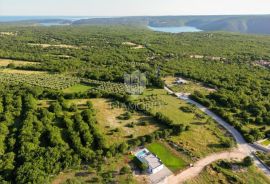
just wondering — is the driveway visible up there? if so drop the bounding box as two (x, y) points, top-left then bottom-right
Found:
(150, 166), (172, 184)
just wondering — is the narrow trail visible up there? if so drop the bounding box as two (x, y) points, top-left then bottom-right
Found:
(164, 87), (270, 183)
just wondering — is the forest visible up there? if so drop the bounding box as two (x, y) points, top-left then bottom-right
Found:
(0, 85), (102, 183)
(0, 25), (270, 183)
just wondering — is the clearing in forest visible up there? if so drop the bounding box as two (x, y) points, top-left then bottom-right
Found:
(163, 76), (216, 95)
(0, 32), (17, 36)
(51, 154), (135, 184)
(63, 84), (92, 94)
(133, 89), (234, 158)
(122, 42), (145, 49)
(90, 98), (163, 147)
(0, 59), (39, 67)
(0, 68), (47, 74)
(28, 43), (80, 49)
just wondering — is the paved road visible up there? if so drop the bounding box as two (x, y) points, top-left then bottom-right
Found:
(164, 87), (270, 183)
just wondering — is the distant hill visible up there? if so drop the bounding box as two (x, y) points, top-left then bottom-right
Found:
(72, 15), (270, 34)
(0, 19), (72, 26)
(1, 15), (270, 34)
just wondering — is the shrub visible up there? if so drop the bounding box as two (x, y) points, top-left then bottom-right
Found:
(118, 142), (129, 153)
(140, 121), (147, 126)
(140, 163), (148, 172)
(242, 156), (253, 167)
(7, 63), (15, 69)
(120, 166), (131, 175)
(126, 122), (135, 128)
(69, 103), (78, 112)
(180, 106), (194, 113)
(185, 125), (191, 131)
(172, 124), (185, 135)
(221, 137), (234, 148)
(117, 112), (132, 120)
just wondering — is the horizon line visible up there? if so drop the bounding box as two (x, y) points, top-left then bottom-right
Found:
(0, 13), (270, 17)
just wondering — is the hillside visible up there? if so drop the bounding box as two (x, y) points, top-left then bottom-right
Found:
(1, 15), (270, 34)
(73, 15), (270, 34)
(0, 25), (270, 183)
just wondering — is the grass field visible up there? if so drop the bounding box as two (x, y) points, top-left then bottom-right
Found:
(147, 142), (188, 172)
(163, 76), (215, 95)
(38, 99), (94, 111)
(90, 98), (163, 147)
(134, 89), (234, 158)
(261, 139), (270, 146)
(51, 154), (136, 184)
(28, 43), (80, 49)
(0, 59), (39, 67)
(133, 89), (200, 124)
(63, 84), (92, 94)
(186, 161), (270, 184)
(0, 68), (47, 74)
(38, 100), (55, 108)
(66, 98), (162, 148)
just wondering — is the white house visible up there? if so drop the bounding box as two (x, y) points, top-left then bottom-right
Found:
(175, 78), (188, 85)
(135, 148), (164, 174)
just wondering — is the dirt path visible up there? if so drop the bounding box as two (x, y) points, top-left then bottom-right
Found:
(167, 149), (246, 184)
(163, 87), (270, 183)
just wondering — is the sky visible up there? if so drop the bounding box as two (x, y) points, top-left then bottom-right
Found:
(0, 0), (270, 16)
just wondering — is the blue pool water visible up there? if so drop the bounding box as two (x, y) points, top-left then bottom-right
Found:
(136, 150), (148, 158)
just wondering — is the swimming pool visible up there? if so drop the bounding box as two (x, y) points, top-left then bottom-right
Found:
(136, 149), (148, 158)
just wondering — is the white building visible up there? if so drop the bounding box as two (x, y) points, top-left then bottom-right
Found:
(175, 78), (188, 85)
(135, 148), (164, 174)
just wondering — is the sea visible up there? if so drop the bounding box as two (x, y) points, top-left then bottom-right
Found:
(148, 26), (202, 33)
(0, 16), (107, 22)
(0, 16), (203, 32)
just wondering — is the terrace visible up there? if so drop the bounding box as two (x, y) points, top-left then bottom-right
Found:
(135, 148), (164, 174)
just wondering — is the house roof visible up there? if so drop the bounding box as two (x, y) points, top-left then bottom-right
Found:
(135, 148), (163, 169)
(144, 153), (163, 169)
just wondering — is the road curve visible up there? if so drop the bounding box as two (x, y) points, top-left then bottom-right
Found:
(164, 87), (270, 183)
(168, 149), (246, 184)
